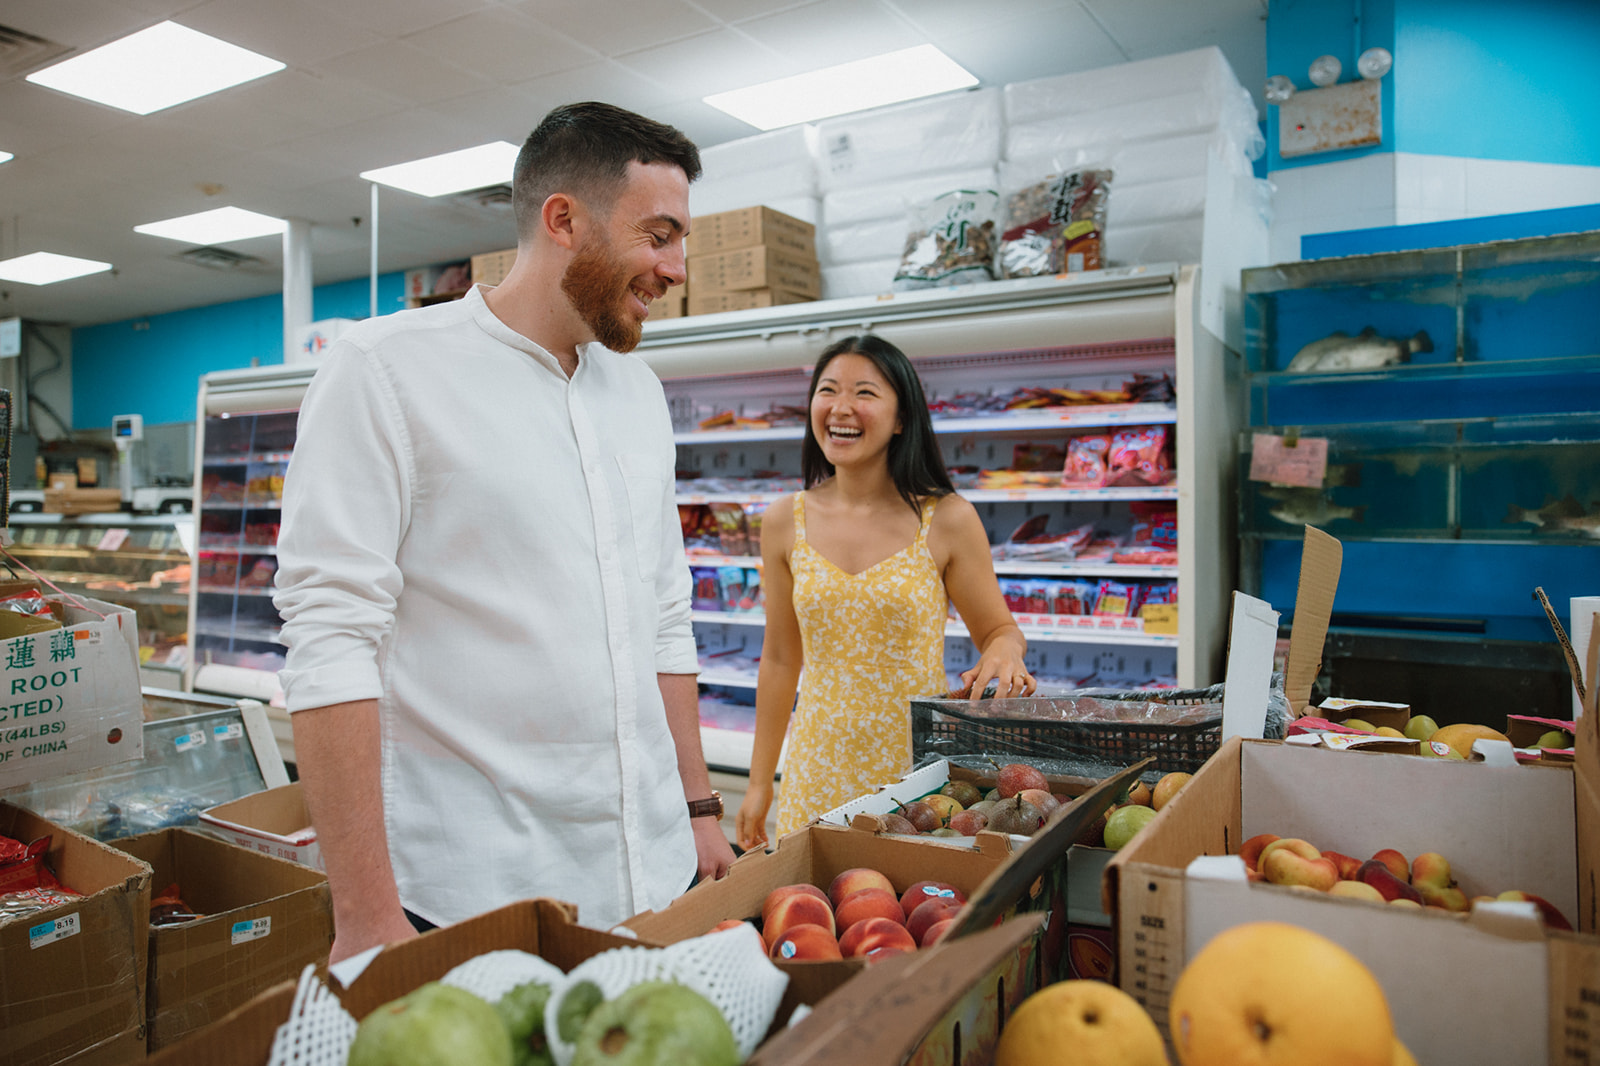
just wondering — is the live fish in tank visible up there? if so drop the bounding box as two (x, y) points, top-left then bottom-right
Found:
(1505, 496), (1600, 538)
(1267, 487), (1366, 527)
(1286, 327), (1433, 372)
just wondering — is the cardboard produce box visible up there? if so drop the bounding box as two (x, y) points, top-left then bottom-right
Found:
(1104, 732), (1600, 1065)
(688, 287), (812, 317)
(688, 244), (821, 298)
(653, 284), (688, 319)
(688, 205), (817, 259)
(1, 801), (152, 1066)
(43, 487), (125, 515)
(147, 898), (658, 1066)
(198, 782), (321, 870)
(0, 594), (144, 790)
(112, 828), (334, 1051)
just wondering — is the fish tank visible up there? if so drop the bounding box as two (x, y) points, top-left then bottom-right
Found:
(1237, 230), (1600, 715)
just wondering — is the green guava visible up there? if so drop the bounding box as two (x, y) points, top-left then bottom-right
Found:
(348, 981), (512, 1066)
(496, 979), (554, 1066)
(557, 979), (606, 1043)
(571, 981), (738, 1066)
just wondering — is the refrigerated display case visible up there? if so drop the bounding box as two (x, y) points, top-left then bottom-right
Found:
(4, 512), (194, 688)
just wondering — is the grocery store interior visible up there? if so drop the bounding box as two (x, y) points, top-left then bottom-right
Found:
(2, 1), (1599, 1064)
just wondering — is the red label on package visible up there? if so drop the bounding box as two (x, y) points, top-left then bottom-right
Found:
(1249, 433), (1329, 488)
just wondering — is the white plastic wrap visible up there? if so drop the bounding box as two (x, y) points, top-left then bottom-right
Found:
(689, 166), (818, 218)
(1005, 86), (1261, 166)
(1105, 175), (1209, 228)
(1104, 217), (1205, 268)
(699, 125), (819, 179)
(821, 215), (908, 266)
(1000, 132), (1230, 193)
(442, 949), (566, 1005)
(1002, 46), (1239, 123)
(822, 167), (999, 227)
(821, 258), (898, 300)
(813, 87), (1002, 192)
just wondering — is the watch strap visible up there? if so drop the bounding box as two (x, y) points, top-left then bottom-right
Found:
(687, 791), (723, 819)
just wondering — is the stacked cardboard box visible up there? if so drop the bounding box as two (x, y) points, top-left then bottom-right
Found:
(686, 206), (819, 316)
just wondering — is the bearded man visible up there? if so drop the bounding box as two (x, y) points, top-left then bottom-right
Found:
(275, 102), (733, 962)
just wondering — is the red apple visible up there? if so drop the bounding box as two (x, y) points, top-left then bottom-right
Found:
(899, 880), (966, 918)
(828, 867), (894, 909)
(1238, 833), (1280, 872)
(1497, 890), (1573, 930)
(835, 887), (905, 934)
(1369, 848), (1410, 883)
(920, 917), (957, 947)
(838, 916), (918, 958)
(769, 923), (843, 961)
(764, 891), (836, 949)
(761, 883), (829, 928)
(1321, 850), (1364, 881)
(906, 897), (964, 944)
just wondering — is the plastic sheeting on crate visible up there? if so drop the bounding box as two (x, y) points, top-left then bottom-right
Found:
(699, 124), (819, 178)
(1004, 88), (1262, 168)
(1105, 216), (1205, 268)
(821, 257), (898, 300)
(812, 87), (1002, 193)
(822, 215), (910, 266)
(1002, 46), (1241, 124)
(689, 167), (818, 218)
(821, 167), (999, 228)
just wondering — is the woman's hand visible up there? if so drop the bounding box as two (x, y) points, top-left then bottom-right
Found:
(955, 647), (1036, 701)
(736, 781), (774, 851)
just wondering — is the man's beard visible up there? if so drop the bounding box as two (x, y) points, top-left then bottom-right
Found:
(561, 236), (643, 353)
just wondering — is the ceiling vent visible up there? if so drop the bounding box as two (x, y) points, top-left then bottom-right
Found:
(449, 184), (515, 213)
(177, 246), (268, 271)
(0, 24), (71, 78)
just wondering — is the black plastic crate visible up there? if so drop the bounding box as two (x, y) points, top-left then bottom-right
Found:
(911, 689), (1229, 776)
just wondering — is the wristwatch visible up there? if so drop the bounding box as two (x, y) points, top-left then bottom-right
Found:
(687, 791), (723, 819)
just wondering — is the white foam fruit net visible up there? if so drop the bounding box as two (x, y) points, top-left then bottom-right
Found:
(265, 924), (786, 1066)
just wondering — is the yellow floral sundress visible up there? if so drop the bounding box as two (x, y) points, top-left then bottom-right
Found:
(774, 492), (949, 836)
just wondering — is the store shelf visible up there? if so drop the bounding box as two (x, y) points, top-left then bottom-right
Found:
(200, 501), (284, 511)
(194, 623), (283, 643)
(198, 541), (277, 555)
(992, 561), (1179, 579)
(699, 726), (756, 774)
(674, 402), (1178, 444)
(196, 585), (277, 597)
(698, 672), (758, 689)
(7, 513), (192, 528)
(678, 485), (1178, 506)
(691, 610), (1175, 647)
(202, 452), (294, 466)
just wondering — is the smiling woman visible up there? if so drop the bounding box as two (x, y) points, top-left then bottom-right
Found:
(735, 334), (1034, 849)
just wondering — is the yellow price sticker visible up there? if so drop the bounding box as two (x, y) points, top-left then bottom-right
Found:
(1064, 219), (1098, 240)
(1141, 603), (1178, 635)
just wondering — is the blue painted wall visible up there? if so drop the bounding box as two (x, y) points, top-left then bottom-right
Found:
(73, 271), (407, 429)
(1266, 0), (1600, 171)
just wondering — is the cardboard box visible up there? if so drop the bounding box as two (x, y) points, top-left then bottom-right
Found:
(146, 898), (653, 1066)
(688, 205), (817, 258)
(1104, 735), (1600, 1064)
(470, 247), (516, 288)
(112, 829), (334, 1051)
(76, 458), (100, 487)
(47, 472), (77, 491)
(688, 244), (821, 298)
(0, 595), (144, 790)
(43, 487), (124, 515)
(198, 783), (321, 871)
(747, 911), (1046, 1066)
(653, 285), (688, 319)
(688, 287), (813, 317)
(1, 802), (152, 1066)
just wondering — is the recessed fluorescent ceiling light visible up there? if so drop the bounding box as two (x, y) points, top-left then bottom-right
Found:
(0, 252), (113, 286)
(135, 206), (287, 245)
(0, 151), (12, 165)
(360, 141), (521, 197)
(704, 44), (978, 130)
(25, 21), (284, 115)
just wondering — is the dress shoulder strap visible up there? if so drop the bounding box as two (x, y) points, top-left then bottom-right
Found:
(915, 495), (939, 545)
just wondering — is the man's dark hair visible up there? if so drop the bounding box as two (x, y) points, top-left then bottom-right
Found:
(513, 102), (701, 239)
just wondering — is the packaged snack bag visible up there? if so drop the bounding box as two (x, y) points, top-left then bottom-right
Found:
(893, 188), (1001, 290)
(1093, 579), (1137, 617)
(1107, 426), (1173, 486)
(710, 502), (749, 557)
(1062, 433), (1111, 487)
(999, 168), (1113, 278)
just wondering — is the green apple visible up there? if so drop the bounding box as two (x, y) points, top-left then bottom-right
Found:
(1403, 715), (1440, 742)
(1340, 719), (1377, 733)
(1535, 729), (1572, 750)
(1103, 804), (1158, 851)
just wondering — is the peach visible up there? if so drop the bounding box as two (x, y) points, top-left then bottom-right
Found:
(1321, 850), (1364, 881)
(900, 880), (966, 918)
(906, 897), (964, 944)
(1257, 837), (1320, 870)
(1409, 852), (1452, 890)
(1262, 850), (1340, 892)
(769, 923), (843, 961)
(1419, 885), (1469, 912)
(1328, 880), (1385, 903)
(1151, 772), (1192, 811)
(761, 883), (829, 928)
(828, 867), (894, 909)
(763, 891), (836, 950)
(920, 917), (957, 947)
(1389, 898), (1423, 909)
(838, 916), (918, 958)
(710, 918), (749, 932)
(1238, 833), (1280, 872)
(1369, 848), (1410, 883)
(1357, 859), (1422, 904)
(1497, 890), (1573, 930)
(835, 887), (905, 934)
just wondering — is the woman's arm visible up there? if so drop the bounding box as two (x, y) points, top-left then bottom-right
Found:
(737, 496), (803, 850)
(932, 495), (1035, 700)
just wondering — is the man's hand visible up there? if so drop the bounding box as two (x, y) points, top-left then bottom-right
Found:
(692, 817), (735, 881)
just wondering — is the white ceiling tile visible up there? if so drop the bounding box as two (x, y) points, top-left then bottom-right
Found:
(510, 60), (686, 117)
(180, 0), (382, 68)
(329, 39), (495, 105)
(936, 7), (1126, 88)
(735, 0), (922, 64)
(687, 0), (811, 22)
(419, 85), (556, 146)
(0, 82), (129, 156)
(617, 28), (794, 99)
(885, 0), (1077, 39)
(507, 0), (717, 58)
(649, 100), (774, 152)
(0, 0), (153, 48)
(1081, 0), (1266, 108)
(310, 0), (497, 38)
(199, 68), (408, 139)
(400, 8), (599, 84)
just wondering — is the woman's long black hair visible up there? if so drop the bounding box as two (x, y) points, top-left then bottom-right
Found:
(800, 334), (954, 514)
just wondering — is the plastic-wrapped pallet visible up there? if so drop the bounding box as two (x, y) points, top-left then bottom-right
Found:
(817, 166), (998, 267)
(690, 124), (821, 225)
(812, 88), (1002, 193)
(821, 258), (899, 300)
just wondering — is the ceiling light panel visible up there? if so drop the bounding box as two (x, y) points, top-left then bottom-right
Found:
(704, 44), (979, 130)
(359, 141), (521, 197)
(25, 21), (285, 115)
(0, 151), (12, 165)
(0, 252), (113, 285)
(135, 207), (288, 245)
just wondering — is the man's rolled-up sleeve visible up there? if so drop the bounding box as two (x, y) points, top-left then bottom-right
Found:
(273, 342), (413, 712)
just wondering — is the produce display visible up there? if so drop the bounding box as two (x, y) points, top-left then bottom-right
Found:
(754, 869), (969, 961)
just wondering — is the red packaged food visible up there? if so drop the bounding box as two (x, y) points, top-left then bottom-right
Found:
(1107, 426), (1173, 487)
(1062, 434), (1111, 488)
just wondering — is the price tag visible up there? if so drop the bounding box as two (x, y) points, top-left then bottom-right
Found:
(231, 917), (272, 945)
(97, 528), (130, 551)
(174, 730), (207, 753)
(40, 529), (60, 545)
(1248, 433), (1329, 488)
(61, 528), (83, 547)
(213, 722), (245, 742)
(29, 913), (80, 949)
(1141, 603), (1179, 635)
